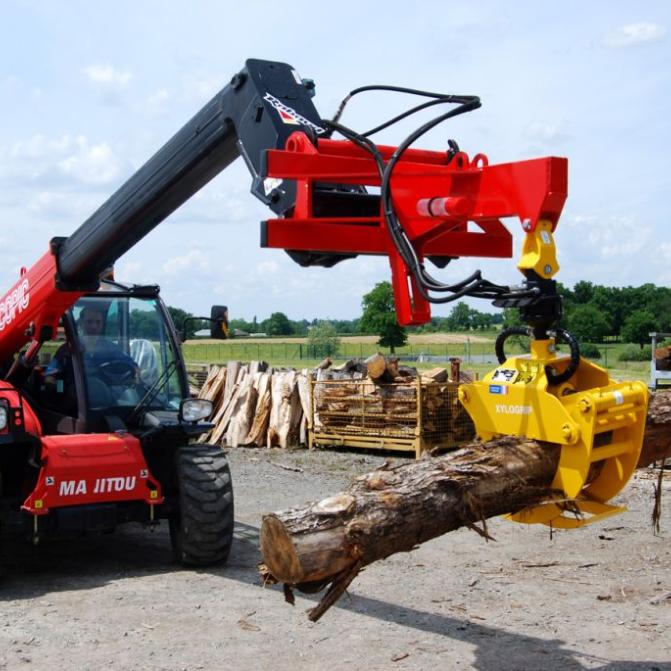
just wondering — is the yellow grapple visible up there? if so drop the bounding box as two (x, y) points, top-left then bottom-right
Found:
(458, 221), (649, 528)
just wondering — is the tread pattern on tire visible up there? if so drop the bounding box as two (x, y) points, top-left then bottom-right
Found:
(172, 445), (234, 566)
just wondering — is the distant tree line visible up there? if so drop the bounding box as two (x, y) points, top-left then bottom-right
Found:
(559, 281), (671, 348)
(167, 280), (671, 350)
(228, 314), (360, 337)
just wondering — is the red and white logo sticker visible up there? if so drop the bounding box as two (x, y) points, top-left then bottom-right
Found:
(263, 93), (326, 135)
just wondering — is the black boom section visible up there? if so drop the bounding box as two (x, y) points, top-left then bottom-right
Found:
(56, 59), (324, 289)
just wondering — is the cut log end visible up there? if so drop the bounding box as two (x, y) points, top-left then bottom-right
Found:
(260, 514), (304, 584)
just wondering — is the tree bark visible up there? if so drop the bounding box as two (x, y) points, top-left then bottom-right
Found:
(260, 390), (671, 621)
(638, 389), (671, 467)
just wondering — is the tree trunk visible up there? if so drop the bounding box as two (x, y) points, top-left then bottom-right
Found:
(260, 390), (671, 621)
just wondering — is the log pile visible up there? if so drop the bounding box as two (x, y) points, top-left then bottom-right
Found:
(312, 355), (475, 450)
(197, 361), (307, 449)
(197, 357), (474, 452)
(655, 345), (671, 371)
(259, 389), (671, 621)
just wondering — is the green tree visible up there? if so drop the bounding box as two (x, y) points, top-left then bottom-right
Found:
(307, 320), (340, 357)
(229, 318), (253, 334)
(621, 310), (658, 349)
(359, 281), (407, 353)
(262, 312), (293, 336)
(447, 302), (473, 331)
(567, 304), (610, 343)
(471, 310), (493, 331)
(502, 307), (523, 328)
(167, 306), (197, 338)
(572, 280), (594, 304)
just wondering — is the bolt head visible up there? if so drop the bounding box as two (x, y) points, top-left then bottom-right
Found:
(579, 397), (592, 413)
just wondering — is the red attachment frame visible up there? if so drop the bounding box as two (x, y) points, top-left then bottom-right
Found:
(263, 132), (568, 325)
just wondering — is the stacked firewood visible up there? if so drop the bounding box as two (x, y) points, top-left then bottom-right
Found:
(312, 354), (475, 446)
(197, 361), (311, 449)
(196, 356), (475, 451)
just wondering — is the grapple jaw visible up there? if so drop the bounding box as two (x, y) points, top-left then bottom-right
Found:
(459, 342), (649, 527)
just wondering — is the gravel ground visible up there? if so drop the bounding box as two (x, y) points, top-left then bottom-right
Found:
(0, 447), (669, 671)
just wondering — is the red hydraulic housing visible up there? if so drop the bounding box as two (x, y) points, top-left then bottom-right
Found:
(262, 132), (568, 325)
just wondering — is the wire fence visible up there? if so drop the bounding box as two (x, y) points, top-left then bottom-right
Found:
(181, 340), (649, 373)
(183, 340), (498, 364)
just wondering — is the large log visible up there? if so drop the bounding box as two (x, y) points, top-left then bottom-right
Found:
(260, 390), (671, 621)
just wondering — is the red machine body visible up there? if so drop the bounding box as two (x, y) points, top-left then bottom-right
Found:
(0, 251), (83, 364)
(263, 132), (568, 324)
(22, 433), (162, 515)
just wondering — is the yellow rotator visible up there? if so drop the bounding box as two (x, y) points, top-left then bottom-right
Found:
(457, 221), (649, 528)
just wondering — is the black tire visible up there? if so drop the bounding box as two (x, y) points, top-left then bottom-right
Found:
(169, 445), (234, 566)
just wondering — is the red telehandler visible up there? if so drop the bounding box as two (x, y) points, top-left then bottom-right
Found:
(0, 58), (646, 568)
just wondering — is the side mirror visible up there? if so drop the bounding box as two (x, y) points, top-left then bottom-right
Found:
(178, 307), (229, 341)
(210, 305), (229, 340)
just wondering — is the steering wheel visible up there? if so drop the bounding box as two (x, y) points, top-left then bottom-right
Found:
(98, 360), (138, 386)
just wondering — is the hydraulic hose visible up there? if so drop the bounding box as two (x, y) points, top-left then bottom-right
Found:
(495, 326), (581, 385)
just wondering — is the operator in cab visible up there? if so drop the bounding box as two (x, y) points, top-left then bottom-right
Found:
(44, 303), (139, 411)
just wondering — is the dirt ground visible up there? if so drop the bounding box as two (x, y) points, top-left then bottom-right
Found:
(1, 447), (669, 671)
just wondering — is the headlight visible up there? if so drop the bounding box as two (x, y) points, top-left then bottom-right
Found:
(0, 404), (8, 431)
(179, 398), (213, 423)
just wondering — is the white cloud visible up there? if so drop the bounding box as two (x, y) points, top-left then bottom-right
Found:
(58, 138), (124, 185)
(162, 249), (211, 276)
(181, 72), (225, 103)
(255, 260), (280, 275)
(2, 133), (125, 188)
(116, 260), (143, 279)
(83, 64), (132, 86)
(565, 213), (652, 259)
(143, 89), (170, 114)
(523, 121), (570, 145)
(10, 133), (71, 159)
(603, 22), (667, 48)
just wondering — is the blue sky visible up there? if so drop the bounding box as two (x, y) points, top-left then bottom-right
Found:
(1, 1), (669, 321)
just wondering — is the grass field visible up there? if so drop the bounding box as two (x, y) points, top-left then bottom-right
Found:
(181, 333), (651, 383)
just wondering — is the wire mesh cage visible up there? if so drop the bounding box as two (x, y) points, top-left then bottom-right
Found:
(309, 378), (475, 458)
